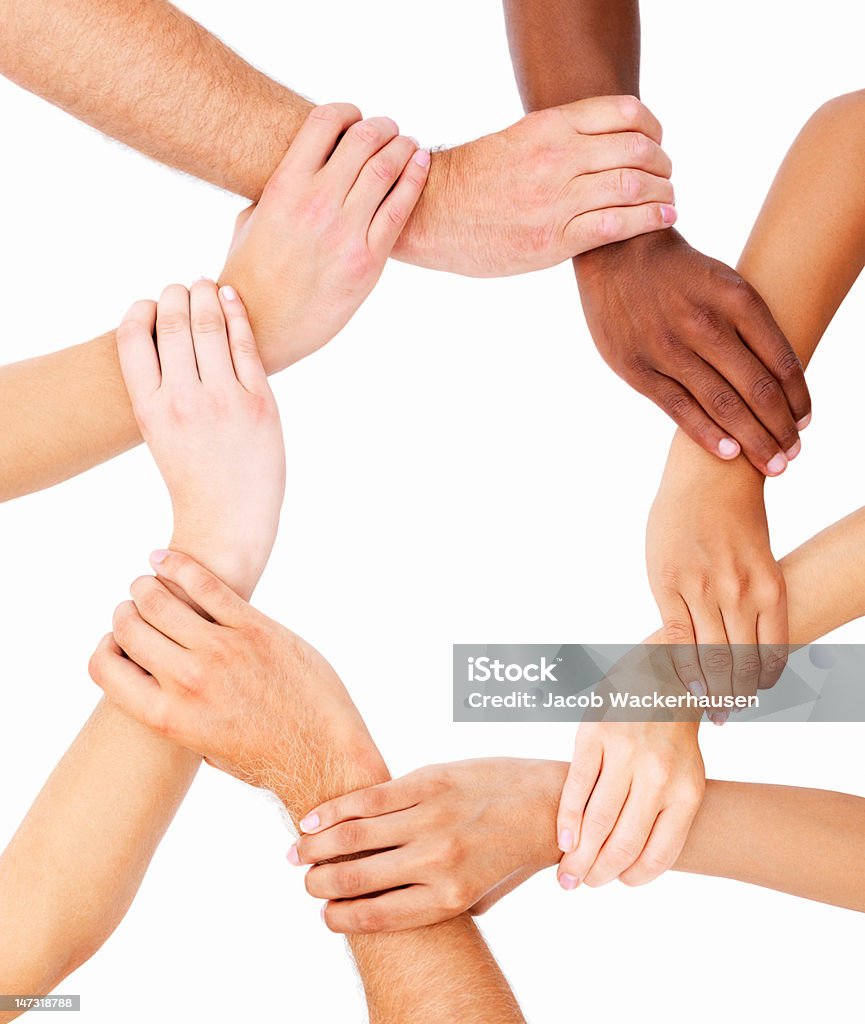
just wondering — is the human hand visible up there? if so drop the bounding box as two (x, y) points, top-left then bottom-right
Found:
(394, 95), (676, 276)
(290, 758), (566, 933)
(116, 283), (284, 598)
(574, 229), (811, 474)
(556, 717), (704, 890)
(646, 432), (788, 717)
(220, 103), (430, 374)
(88, 551), (383, 793)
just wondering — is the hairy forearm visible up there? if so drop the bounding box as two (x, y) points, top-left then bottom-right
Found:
(274, 754), (523, 1023)
(503, 0), (640, 111)
(0, 702), (198, 1012)
(0, 0), (312, 200)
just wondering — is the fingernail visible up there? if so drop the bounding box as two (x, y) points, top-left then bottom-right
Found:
(412, 149), (431, 168)
(219, 285), (238, 302)
(718, 438), (740, 459)
(796, 413), (811, 430)
(686, 680), (706, 698)
(766, 453), (787, 476)
(558, 828), (575, 853)
(785, 439), (801, 461)
(192, 276), (214, 286)
(661, 204), (677, 224)
(406, 136), (420, 146)
(558, 873), (580, 891)
(300, 812), (320, 833)
(710, 711), (729, 726)
(320, 903), (328, 923)
(287, 844), (300, 866)
(150, 550), (170, 565)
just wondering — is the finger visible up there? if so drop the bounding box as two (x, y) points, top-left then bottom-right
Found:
(111, 600), (187, 680)
(188, 279), (233, 383)
(556, 735), (603, 854)
(321, 115), (400, 199)
(322, 885), (438, 934)
(292, 812), (411, 866)
(565, 201), (677, 257)
(572, 167), (675, 215)
(638, 369), (743, 463)
(129, 575), (215, 649)
(688, 604), (733, 718)
(718, 609), (760, 705)
(271, 103), (363, 180)
(217, 286), (268, 392)
(696, 333), (801, 458)
(88, 633), (169, 730)
(728, 283), (811, 429)
(654, 592), (706, 698)
(299, 776), (417, 834)
(345, 134), (416, 221)
(756, 591), (789, 690)
(579, 131), (672, 178)
(619, 802), (699, 886)
(116, 299), (160, 401)
(583, 784), (663, 886)
(675, 352), (789, 476)
(558, 768), (631, 889)
(557, 95), (664, 145)
(147, 550), (247, 628)
(368, 147), (431, 255)
(155, 284), (198, 383)
(305, 848), (416, 901)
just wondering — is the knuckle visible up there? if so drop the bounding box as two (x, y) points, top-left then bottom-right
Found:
(115, 319), (146, 346)
(359, 787), (384, 816)
(749, 375), (783, 408)
(369, 157), (397, 182)
(664, 618), (694, 645)
(433, 833), (463, 868)
(441, 880), (470, 914)
(585, 810), (616, 836)
(703, 647), (733, 674)
(156, 312), (189, 336)
(595, 210), (622, 241)
(618, 94), (644, 123)
(190, 313), (224, 336)
(310, 103), (342, 125)
(774, 347), (804, 382)
(341, 822), (367, 850)
(626, 131), (651, 160)
(353, 904), (383, 933)
(709, 387), (744, 420)
(733, 653), (762, 686)
(384, 201), (408, 227)
(339, 866), (367, 896)
(607, 838), (642, 865)
(660, 388), (693, 422)
(617, 167), (640, 200)
(350, 120), (385, 146)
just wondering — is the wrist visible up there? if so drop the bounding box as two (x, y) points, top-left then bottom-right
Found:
(662, 429), (765, 500)
(168, 525), (271, 601)
(391, 147), (450, 269)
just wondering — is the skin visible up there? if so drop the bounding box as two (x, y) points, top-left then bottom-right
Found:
(0, 0), (673, 277)
(555, 90), (865, 887)
(90, 552), (525, 1023)
(502, 0), (811, 473)
(289, 504), (865, 930)
(0, 118), (437, 1013)
(647, 91), (865, 705)
(0, 105), (431, 502)
(0, 94), (677, 503)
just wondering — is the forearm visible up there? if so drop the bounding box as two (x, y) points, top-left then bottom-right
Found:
(533, 762), (864, 911)
(275, 755), (523, 1023)
(660, 90), (865, 492)
(0, 0), (312, 201)
(503, 0), (640, 110)
(675, 780), (865, 911)
(0, 701), (198, 1012)
(0, 332), (139, 502)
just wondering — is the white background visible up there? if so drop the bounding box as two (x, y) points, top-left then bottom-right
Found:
(1, 1), (864, 1021)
